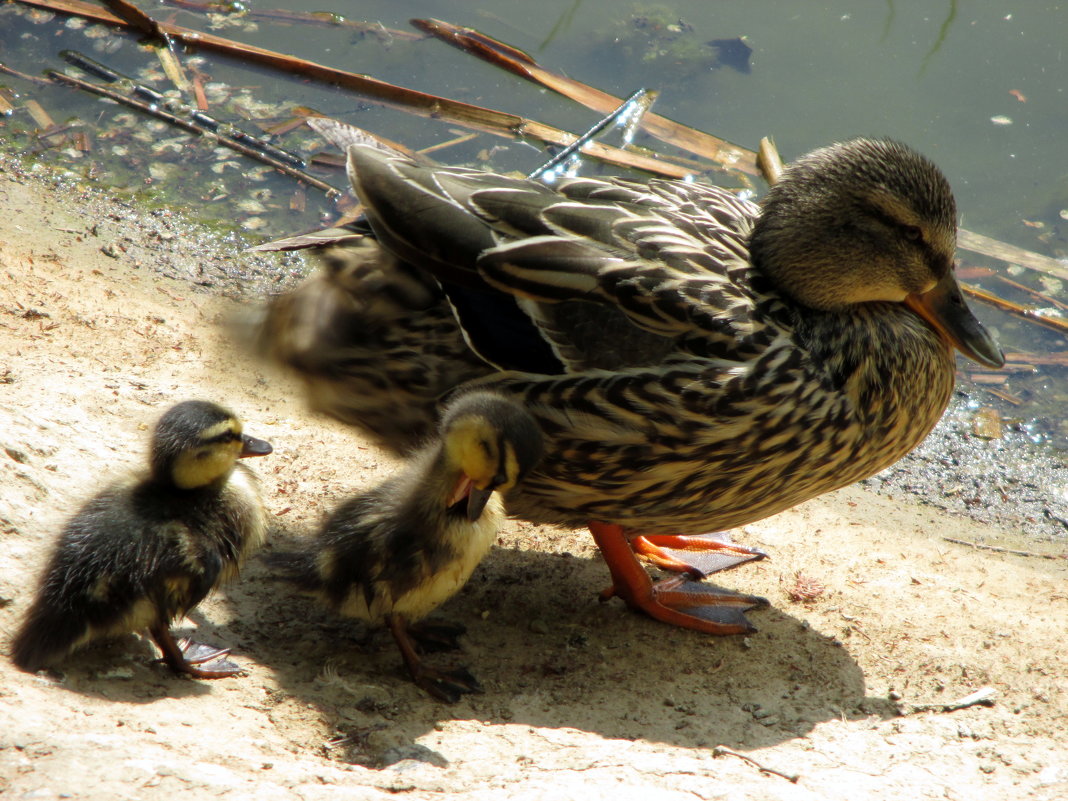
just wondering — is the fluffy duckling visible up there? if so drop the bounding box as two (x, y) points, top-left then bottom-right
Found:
(11, 400), (272, 678)
(271, 391), (542, 702)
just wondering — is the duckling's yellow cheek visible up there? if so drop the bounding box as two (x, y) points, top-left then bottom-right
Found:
(448, 418), (498, 487)
(172, 447), (238, 489)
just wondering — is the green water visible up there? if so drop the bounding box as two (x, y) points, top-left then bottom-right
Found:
(2, 0), (1067, 439)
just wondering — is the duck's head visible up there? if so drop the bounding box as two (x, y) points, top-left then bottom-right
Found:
(440, 392), (544, 521)
(151, 400), (273, 490)
(749, 138), (1004, 368)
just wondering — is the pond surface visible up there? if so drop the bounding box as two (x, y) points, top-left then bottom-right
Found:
(2, 0), (1067, 527)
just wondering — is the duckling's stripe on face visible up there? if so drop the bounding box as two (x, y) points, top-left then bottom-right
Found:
(497, 442), (521, 493)
(199, 419), (243, 443)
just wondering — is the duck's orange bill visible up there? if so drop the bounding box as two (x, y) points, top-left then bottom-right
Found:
(905, 271), (1005, 368)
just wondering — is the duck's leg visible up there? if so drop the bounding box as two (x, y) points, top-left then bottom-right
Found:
(387, 614), (482, 703)
(589, 521), (768, 635)
(149, 625), (243, 679)
(630, 532), (766, 578)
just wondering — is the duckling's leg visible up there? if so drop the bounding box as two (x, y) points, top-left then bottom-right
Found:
(589, 522), (768, 635)
(387, 614), (482, 703)
(630, 533), (766, 578)
(408, 621), (467, 653)
(149, 625), (243, 679)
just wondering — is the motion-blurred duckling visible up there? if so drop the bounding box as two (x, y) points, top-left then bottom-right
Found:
(271, 391), (542, 702)
(12, 400), (272, 678)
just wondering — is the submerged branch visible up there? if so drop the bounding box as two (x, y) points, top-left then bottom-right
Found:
(412, 18), (758, 175)
(47, 69), (340, 197)
(13, 0), (694, 179)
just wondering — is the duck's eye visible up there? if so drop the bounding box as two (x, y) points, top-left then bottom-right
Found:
(902, 225), (923, 242)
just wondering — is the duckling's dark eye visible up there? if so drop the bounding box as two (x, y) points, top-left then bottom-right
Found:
(902, 225), (923, 242)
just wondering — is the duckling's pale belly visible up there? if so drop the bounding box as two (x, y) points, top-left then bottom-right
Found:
(338, 496), (503, 623)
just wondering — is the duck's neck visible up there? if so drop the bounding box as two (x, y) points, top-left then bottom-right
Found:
(798, 302), (957, 458)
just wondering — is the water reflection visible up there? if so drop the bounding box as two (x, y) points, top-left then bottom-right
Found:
(919, 0), (959, 74)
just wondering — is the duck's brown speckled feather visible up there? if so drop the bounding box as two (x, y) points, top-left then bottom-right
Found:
(259, 139), (987, 537)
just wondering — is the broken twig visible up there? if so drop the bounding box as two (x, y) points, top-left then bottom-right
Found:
(904, 686), (997, 714)
(757, 136), (784, 185)
(943, 537), (1065, 560)
(163, 0), (422, 39)
(712, 745), (799, 783)
(412, 18), (758, 175)
(0, 59), (53, 86)
(959, 282), (1068, 336)
(14, 0), (695, 179)
(958, 228), (1068, 284)
(46, 69), (339, 197)
(62, 50), (306, 169)
(529, 88), (655, 180)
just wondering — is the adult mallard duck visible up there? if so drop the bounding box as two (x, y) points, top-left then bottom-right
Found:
(12, 400), (272, 678)
(268, 391), (543, 702)
(258, 137), (1003, 635)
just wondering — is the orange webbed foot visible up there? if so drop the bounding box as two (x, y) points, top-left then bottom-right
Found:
(631, 532), (766, 578)
(589, 521), (768, 635)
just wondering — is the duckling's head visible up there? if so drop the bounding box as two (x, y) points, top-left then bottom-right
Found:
(750, 138), (1003, 367)
(439, 392), (544, 521)
(151, 400), (273, 490)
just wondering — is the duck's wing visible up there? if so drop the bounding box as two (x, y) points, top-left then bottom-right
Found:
(346, 145), (782, 371)
(474, 181), (780, 362)
(254, 235), (493, 451)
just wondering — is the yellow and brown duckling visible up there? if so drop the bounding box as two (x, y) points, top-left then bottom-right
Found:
(269, 391), (542, 702)
(11, 400), (272, 678)
(259, 136), (1003, 636)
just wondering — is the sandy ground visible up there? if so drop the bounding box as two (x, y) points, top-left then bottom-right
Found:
(1, 159), (1066, 801)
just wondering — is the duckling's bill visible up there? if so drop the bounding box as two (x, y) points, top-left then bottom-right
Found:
(905, 271), (1004, 368)
(240, 433), (273, 458)
(447, 475), (494, 521)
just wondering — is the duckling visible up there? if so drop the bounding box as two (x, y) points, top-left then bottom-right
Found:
(11, 400), (272, 678)
(270, 391), (542, 702)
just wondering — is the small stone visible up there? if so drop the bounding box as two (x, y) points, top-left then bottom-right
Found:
(972, 407), (1003, 439)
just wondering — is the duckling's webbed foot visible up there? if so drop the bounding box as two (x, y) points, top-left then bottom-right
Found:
(412, 664), (483, 704)
(590, 522), (768, 635)
(175, 637), (231, 664)
(631, 533), (766, 578)
(150, 625), (244, 679)
(388, 615), (482, 703)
